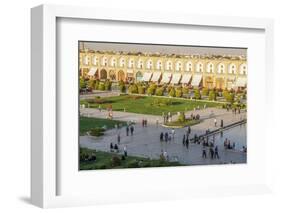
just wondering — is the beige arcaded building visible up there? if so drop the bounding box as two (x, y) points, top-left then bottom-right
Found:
(79, 49), (247, 90)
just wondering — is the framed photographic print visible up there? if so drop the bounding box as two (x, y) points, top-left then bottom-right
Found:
(31, 4), (274, 208)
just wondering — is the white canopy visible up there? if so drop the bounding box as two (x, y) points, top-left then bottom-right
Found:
(142, 72), (152, 82)
(181, 74), (192, 84)
(150, 72), (162, 82)
(161, 73), (172, 84)
(191, 74), (202, 86)
(87, 67), (98, 76)
(170, 73), (182, 84)
(235, 77), (247, 87)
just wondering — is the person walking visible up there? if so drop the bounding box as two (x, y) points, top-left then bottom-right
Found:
(130, 125), (134, 136)
(214, 118), (217, 127)
(98, 104), (102, 112)
(186, 137), (189, 149)
(209, 147), (214, 159)
(202, 147), (207, 158)
(220, 119), (224, 128)
(126, 125), (129, 136)
(182, 134), (186, 146)
(164, 132), (168, 142)
(160, 132), (164, 141)
(171, 129), (175, 140)
(214, 146), (219, 159)
(188, 126), (191, 134)
(123, 145), (127, 157)
(117, 133), (121, 144)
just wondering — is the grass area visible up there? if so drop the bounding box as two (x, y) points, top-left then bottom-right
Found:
(164, 119), (201, 128)
(80, 117), (126, 135)
(81, 95), (222, 116)
(79, 147), (183, 170)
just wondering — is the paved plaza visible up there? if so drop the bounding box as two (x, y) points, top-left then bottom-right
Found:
(80, 107), (247, 165)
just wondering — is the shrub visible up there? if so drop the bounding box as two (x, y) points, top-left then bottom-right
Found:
(89, 127), (105, 136)
(155, 87), (164, 96)
(80, 77), (86, 89)
(177, 112), (186, 122)
(194, 88), (201, 99)
(182, 87), (189, 95)
(147, 84), (157, 95)
(94, 80), (100, 90)
(137, 85), (145, 94)
(104, 80), (112, 91)
(175, 88), (183, 97)
(119, 81), (126, 93)
(95, 164), (107, 170)
(166, 85), (173, 93)
(223, 91), (234, 103)
(127, 160), (139, 168)
(87, 79), (96, 90)
(98, 83), (105, 91)
(208, 90), (217, 101)
(202, 88), (209, 96)
(168, 87), (176, 97)
(111, 155), (122, 167)
(128, 84), (138, 94)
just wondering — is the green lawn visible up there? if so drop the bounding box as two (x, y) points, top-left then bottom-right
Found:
(80, 117), (126, 135)
(79, 147), (183, 170)
(82, 95), (222, 116)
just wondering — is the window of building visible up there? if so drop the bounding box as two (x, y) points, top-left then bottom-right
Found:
(186, 62), (192, 72)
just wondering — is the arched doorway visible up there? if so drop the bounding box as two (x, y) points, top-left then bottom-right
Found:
(109, 70), (116, 81)
(136, 71), (143, 82)
(205, 76), (214, 89)
(100, 69), (107, 80)
(118, 70), (125, 81)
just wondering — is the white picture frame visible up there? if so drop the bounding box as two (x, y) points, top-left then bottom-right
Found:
(31, 4), (274, 208)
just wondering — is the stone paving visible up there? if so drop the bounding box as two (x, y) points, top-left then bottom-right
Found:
(80, 107), (247, 165)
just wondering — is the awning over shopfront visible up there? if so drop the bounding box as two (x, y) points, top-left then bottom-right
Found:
(170, 73), (182, 84)
(235, 77), (247, 87)
(181, 74), (192, 84)
(142, 72), (152, 82)
(161, 73), (172, 84)
(191, 74), (202, 86)
(150, 72), (162, 82)
(87, 67), (98, 76)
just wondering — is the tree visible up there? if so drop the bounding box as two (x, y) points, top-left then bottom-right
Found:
(87, 79), (96, 90)
(98, 82), (105, 91)
(94, 80), (100, 90)
(175, 88), (183, 97)
(177, 112), (186, 122)
(194, 88), (201, 99)
(128, 84), (138, 94)
(137, 85), (145, 94)
(104, 80), (112, 91)
(79, 77), (86, 90)
(168, 87), (176, 97)
(202, 87), (209, 96)
(208, 90), (217, 101)
(182, 87), (189, 95)
(146, 83), (157, 95)
(155, 87), (164, 96)
(118, 81), (126, 93)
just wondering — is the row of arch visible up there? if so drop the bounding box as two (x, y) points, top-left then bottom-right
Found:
(83, 56), (247, 75)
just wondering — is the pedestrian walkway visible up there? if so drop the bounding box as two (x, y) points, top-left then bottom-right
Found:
(80, 107), (247, 165)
